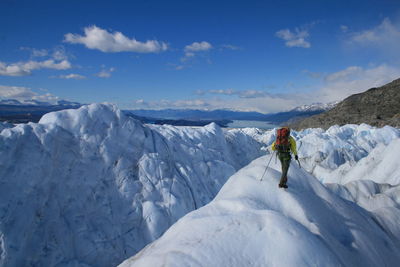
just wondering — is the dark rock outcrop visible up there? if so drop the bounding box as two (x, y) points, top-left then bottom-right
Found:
(291, 78), (400, 130)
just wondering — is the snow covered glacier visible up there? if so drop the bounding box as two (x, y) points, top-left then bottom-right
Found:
(120, 155), (400, 267)
(0, 104), (265, 267)
(119, 117), (400, 266)
(1, 103), (400, 266)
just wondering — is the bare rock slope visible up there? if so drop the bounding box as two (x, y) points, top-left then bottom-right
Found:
(291, 78), (400, 130)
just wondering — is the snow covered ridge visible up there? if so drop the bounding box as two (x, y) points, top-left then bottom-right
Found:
(290, 101), (338, 112)
(120, 156), (400, 267)
(294, 124), (400, 185)
(229, 123), (400, 185)
(0, 104), (266, 267)
(2, 103), (400, 266)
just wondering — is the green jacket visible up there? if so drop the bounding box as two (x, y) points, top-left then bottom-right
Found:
(271, 136), (298, 155)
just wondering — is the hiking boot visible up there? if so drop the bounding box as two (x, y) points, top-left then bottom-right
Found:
(279, 183), (288, 189)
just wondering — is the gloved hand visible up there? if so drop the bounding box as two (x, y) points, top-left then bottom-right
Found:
(295, 155), (299, 160)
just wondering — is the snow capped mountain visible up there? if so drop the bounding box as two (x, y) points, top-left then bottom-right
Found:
(0, 99), (82, 124)
(0, 104), (265, 267)
(1, 103), (400, 267)
(120, 155), (400, 267)
(0, 98), (81, 106)
(0, 99), (22, 105)
(127, 108), (268, 121)
(55, 100), (82, 106)
(0, 98), (51, 106)
(290, 101), (338, 112)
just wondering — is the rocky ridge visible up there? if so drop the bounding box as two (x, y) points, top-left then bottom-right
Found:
(291, 78), (400, 129)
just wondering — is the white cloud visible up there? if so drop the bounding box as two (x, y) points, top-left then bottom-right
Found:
(131, 64), (400, 113)
(64, 25), (168, 53)
(238, 90), (270, 98)
(96, 71), (111, 78)
(132, 98), (213, 110)
(324, 66), (362, 82)
(348, 18), (400, 59)
(184, 52), (195, 58)
(0, 85), (36, 99)
(317, 64), (400, 102)
(135, 99), (146, 105)
(276, 28), (310, 48)
(0, 59), (72, 76)
(195, 89), (206, 95)
(350, 18), (400, 45)
(33, 49), (48, 57)
(31, 48), (49, 58)
(131, 87), (307, 113)
(204, 89), (271, 99)
(184, 41), (212, 52)
(208, 89), (236, 95)
(1, 46), (72, 76)
(20, 46), (70, 61)
(181, 41), (213, 62)
(176, 42), (237, 68)
(131, 95), (302, 113)
(0, 85), (60, 104)
(52, 46), (69, 61)
(95, 67), (115, 78)
(20, 47), (49, 58)
(56, 73), (86, 80)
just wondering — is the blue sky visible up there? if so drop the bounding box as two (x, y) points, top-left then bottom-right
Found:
(1, 0), (400, 113)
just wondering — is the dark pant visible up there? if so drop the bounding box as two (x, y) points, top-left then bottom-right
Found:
(278, 152), (291, 186)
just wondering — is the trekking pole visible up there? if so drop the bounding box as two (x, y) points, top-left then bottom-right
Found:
(296, 139), (302, 169)
(296, 158), (301, 168)
(260, 151), (275, 181)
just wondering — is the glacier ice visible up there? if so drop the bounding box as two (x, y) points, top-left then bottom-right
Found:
(120, 155), (400, 267)
(0, 104), (265, 266)
(1, 103), (400, 266)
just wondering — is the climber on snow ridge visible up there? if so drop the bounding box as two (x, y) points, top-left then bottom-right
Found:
(271, 127), (298, 188)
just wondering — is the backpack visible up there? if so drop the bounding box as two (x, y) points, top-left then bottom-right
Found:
(275, 127), (290, 152)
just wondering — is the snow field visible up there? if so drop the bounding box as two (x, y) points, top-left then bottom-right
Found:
(1, 103), (400, 266)
(120, 155), (400, 267)
(120, 123), (400, 266)
(294, 124), (400, 184)
(0, 104), (265, 267)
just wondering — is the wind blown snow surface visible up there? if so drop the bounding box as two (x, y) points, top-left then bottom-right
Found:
(120, 155), (400, 267)
(0, 104), (265, 267)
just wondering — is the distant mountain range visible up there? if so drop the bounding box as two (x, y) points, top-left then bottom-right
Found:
(261, 103), (337, 125)
(290, 102), (338, 112)
(0, 99), (81, 106)
(291, 78), (400, 129)
(126, 109), (268, 121)
(123, 111), (232, 127)
(126, 103), (336, 126)
(0, 98), (336, 126)
(0, 99), (81, 123)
